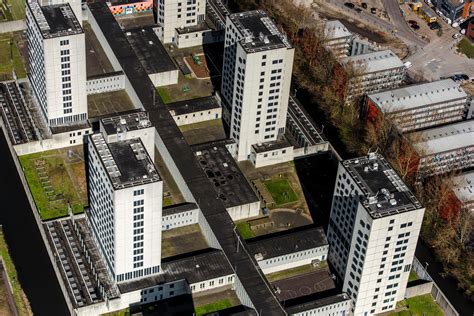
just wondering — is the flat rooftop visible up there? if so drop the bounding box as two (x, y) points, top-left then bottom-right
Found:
(229, 10), (292, 53)
(453, 171), (474, 205)
(248, 226), (327, 260)
(168, 96), (221, 116)
(90, 133), (160, 189)
(368, 79), (468, 113)
(125, 27), (177, 74)
(28, 1), (83, 38)
(343, 153), (422, 218)
(342, 50), (403, 74)
(324, 20), (352, 40)
(286, 294), (350, 314)
(411, 120), (474, 156)
(100, 110), (153, 135)
(192, 141), (259, 209)
(117, 249), (233, 293)
(162, 202), (199, 217)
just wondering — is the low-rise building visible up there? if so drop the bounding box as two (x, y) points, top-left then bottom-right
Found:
(168, 96), (222, 126)
(365, 79), (469, 132)
(411, 120), (474, 178)
(161, 203), (199, 230)
(342, 50), (405, 105)
(453, 171), (474, 213)
(248, 226), (328, 274)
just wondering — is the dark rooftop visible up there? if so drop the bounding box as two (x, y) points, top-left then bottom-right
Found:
(118, 249), (233, 293)
(229, 10), (292, 53)
(192, 141), (260, 209)
(247, 226), (328, 260)
(90, 134), (160, 189)
(343, 153), (423, 218)
(163, 202), (199, 217)
(168, 95), (221, 116)
(88, 3), (285, 313)
(50, 121), (91, 135)
(175, 21), (210, 34)
(100, 110), (153, 136)
(125, 27), (177, 74)
(28, 1), (83, 39)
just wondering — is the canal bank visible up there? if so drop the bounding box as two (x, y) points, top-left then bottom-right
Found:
(0, 126), (69, 315)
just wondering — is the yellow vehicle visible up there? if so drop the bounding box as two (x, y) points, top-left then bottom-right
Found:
(410, 2), (422, 12)
(420, 7), (437, 23)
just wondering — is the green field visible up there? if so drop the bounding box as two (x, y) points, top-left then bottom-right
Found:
(19, 147), (88, 221)
(101, 308), (130, 316)
(0, 229), (32, 315)
(408, 270), (419, 282)
(157, 87), (171, 104)
(194, 299), (233, 315)
(264, 179), (298, 205)
(0, 33), (26, 80)
(236, 221), (255, 240)
(0, 0), (25, 21)
(391, 294), (444, 316)
(457, 38), (474, 59)
(266, 262), (328, 282)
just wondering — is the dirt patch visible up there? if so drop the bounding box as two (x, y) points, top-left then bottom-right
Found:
(87, 90), (136, 118)
(185, 54), (212, 79)
(161, 224), (208, 258)
(0, 272), (14, 316)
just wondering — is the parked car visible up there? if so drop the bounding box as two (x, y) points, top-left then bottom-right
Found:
(361, 2), (367, 9)
(411, 24), (420, 30)
(371, 7), (377, 14)
(356, 8), (362, 13)
(450, 74), (469, 82)
(452, 33), (462, 39)
(408, 20), (418, 25)
(344, 2), (355, 9)
(429, 22), (441, 30)
(404, 61), (413, 69)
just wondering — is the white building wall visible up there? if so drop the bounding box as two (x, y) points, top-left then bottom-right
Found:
(162, 208), (199, 230)
(86, 73), (125, 95)
(175, 29), (224, 48)
(172, 107), (222, 126)
(256, 245), (329, 274)
(250, 146), (294, 168)
(149, 69), (179, 87)
(226, 201), (260, 221)
(154, 0), (206, 44)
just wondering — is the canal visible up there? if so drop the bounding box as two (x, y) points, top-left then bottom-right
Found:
(0, 130), (69, 315)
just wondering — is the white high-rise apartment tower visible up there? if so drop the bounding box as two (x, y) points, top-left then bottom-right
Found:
(326, 153), (424, 315)
(153, 0), (206, 44)
(87, 132), (163, 283)
(26, 0), (87, 127)
(221, 10), (294, 161)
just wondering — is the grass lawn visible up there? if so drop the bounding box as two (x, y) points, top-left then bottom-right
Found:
(101, 308), (130, 316)
(195, 299), (233, 315)
(457, 38), (474, 59)
(408, 270), (419, 282)
(236, 221), (255, 240)
(0, 33), (26, 80)
(391, 294), (444, 316)
(0, 229), (32, 315)
(0, 0), (25, 21)
(264, 179), (298, 205)
(266, 262), (328, 282)
(157, 87), (171, 104)
(163, 197), (173, 207)
(19, 147), (88, 221)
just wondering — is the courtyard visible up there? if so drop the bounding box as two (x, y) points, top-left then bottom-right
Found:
(0, 32), (26, 81)
(87, 90), (136, 118)
(19, 146), (88, 221)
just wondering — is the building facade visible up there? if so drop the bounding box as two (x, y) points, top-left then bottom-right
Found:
(221, 10), (294, 161)
(327, 153), (424, 315)
(26, 0), (87, 127)
(87, 133), (163, 283)
(152, 0), (206, 44)
(365, 79), (469, 132)
(342, 50), (405, 105)
(324, 20), (353, 58)
(411, 120), (474, 178)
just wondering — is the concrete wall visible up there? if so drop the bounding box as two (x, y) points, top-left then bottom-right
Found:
(289, 297), (352, 316)
(86, 73), (125, 95)
(227, 201), (260, 221)
(149, 70), (179, 87)
(175, 29), (224, 48)
(0, 20), (25, 33)
(197, 209), (221, 249)
(293, 142), (330, 158)
(172, 107), (222, 126)
(256, 246), (329, 275)
(405, 281), (433, 298)
(14, 126), (92, 156)
(162, 207), (199, 230)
